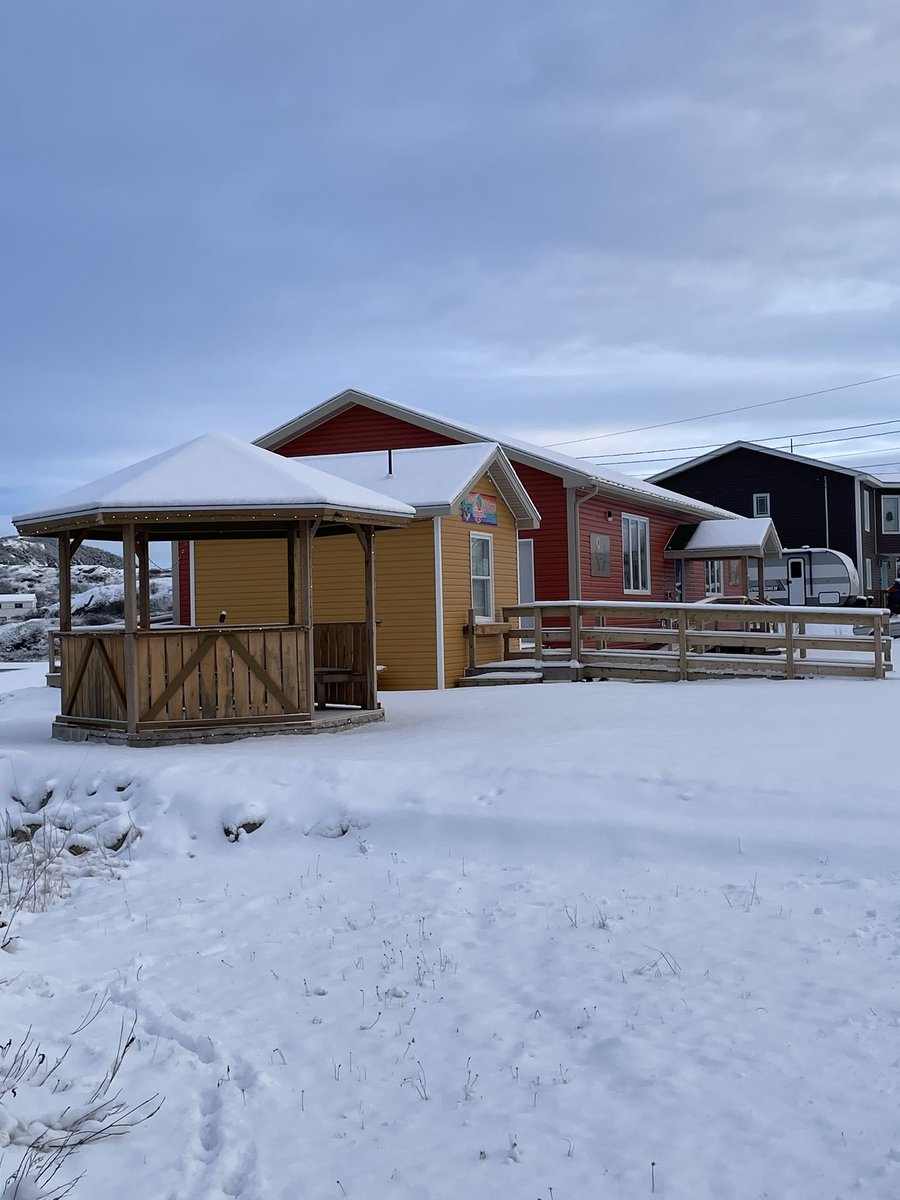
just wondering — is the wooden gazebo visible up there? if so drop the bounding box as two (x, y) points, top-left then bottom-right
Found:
(13, 434), (414, 746)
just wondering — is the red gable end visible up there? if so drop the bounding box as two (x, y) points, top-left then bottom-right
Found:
(274, 404), (458, 457)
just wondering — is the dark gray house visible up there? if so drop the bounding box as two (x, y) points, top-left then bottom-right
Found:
(650, 441), (894, 601)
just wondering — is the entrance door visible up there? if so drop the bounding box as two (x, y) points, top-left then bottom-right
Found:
(787, 557), (807, 606)
(517, 538), (535, 630)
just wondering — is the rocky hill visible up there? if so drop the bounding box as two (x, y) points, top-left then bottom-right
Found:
(0, 535), (122, 569)
(0, 536), (172, 661)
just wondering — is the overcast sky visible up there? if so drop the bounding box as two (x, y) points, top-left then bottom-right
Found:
(3, 1), (900, 533)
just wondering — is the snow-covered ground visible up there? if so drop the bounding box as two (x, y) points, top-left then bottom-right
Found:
(0, 668), (898, 1198)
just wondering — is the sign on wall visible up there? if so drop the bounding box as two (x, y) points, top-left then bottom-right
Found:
(590, 532), (611, 577)
(461, 492), (498, 526)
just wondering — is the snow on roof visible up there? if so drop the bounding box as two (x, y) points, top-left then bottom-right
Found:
(14, 433), (416, 527)
(0, 594), (36, 603)
(666, 517), (783, 559)
(255, 389), (737, 521)
(294, 443), (540, 525)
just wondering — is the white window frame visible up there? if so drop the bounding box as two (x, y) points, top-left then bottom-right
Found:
(864, 490), (871, 532)
(622, 514), (651, 594)
(866, 558), (873, 591)
(753, 493), (770, 518)
(882, 495), (900, 534)
(470, 532), (494, 622)
(704, 560), (724, 595)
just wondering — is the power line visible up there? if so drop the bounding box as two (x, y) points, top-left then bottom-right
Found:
(578, 416), (900, 461)
(546, 370), (900, 448)
(600, 424), (900, 469)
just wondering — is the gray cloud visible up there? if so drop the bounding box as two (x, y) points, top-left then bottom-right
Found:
(3, 0), (900, 531)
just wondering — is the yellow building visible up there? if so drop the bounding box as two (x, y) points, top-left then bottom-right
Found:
(188, 443), (540, 690)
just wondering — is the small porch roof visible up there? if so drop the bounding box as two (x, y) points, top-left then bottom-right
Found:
(295, 442), (541, 528)
(665, 517), (782, 560)
(13, 433), (415, 537)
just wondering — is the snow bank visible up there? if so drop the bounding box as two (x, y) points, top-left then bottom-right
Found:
(0, 673), (897, 1198)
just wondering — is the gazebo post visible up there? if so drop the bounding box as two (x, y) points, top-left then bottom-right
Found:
(58, 532), (73, 633)
(362, 526), (378, 710)
(756, 556), (766, 603)
(137, 533), (151, 629)
(122, 523), (140, 735)
(740, 556), (750, 598)
(297, 520), (315, 716)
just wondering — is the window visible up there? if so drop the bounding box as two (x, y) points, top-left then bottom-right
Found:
(866, 558), (873, 591)
(705, 560), (724, 595)
(753, 493), (770, 517)
(728, 560), (742, 588)
(470, 533), (494, 620)
(864, 490), (872, 532)
(882, 495), (900, 534)
(622, 515), (650, 593)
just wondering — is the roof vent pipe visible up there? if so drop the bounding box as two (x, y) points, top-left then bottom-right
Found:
(387, 449), (393, 477)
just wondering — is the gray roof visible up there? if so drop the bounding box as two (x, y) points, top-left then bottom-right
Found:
(650, 440), (885, 487)
(256, 388), (738, 521)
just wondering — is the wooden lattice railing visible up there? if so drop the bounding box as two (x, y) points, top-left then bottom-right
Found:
(57, 625), (313, 729)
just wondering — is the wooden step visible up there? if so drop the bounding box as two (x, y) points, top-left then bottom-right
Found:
(456, 671), (543, 687)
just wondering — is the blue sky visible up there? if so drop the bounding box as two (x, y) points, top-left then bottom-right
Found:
(3, 1), (900, 532)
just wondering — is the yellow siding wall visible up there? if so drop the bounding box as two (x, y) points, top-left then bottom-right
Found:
(440, 473), (520, 684)
(192, 479), (519, 692)
(310, 523), (438, 691)
(194, 539), (288, 625)
(194, 528), (437, 690)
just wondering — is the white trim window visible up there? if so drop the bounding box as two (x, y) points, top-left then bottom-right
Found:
(864, 490), (871, 532)
(622, 514), (651, 593)
(753, 493), (770, 517)
(470, 532), (494, 621)
(866, 558), (873, 591)
(704, 560), (724, 595)
(882, 495), (900, 534)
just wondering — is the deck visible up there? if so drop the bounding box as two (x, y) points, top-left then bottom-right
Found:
(495, 600), (892, 682)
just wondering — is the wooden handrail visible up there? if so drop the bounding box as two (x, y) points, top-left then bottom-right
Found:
(501, 601), (891, 681)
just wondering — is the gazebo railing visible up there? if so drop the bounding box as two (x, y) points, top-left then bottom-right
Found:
(58, 625), (313, 730)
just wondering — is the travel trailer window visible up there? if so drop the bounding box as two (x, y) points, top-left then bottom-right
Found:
(753, 493), (770, 517)
(622, 515), (650, 593)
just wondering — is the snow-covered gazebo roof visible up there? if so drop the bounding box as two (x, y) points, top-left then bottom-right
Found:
(665, 517), (782, 560)
(13, 433), (415, 537)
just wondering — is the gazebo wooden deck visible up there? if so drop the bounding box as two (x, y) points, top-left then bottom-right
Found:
(14, 434), (414, 746)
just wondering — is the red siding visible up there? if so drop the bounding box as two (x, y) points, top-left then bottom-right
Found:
(578, 493), (680, 603)
(274, 405), (457, 457)
(514, 464), (570, 600)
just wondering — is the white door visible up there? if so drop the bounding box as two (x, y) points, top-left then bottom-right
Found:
(517, 538), (535, 630)
(787, 557), (807, 606)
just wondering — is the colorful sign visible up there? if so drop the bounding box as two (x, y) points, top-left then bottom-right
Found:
(461, 491), (498, 526)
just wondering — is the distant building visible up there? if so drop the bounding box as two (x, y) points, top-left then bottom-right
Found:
(0, 593), (37, 622)
(650, 441), (900, 600)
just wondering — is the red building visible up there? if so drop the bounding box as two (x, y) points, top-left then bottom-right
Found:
(238, 389), (737, 609)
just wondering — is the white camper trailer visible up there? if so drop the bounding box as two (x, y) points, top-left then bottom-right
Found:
(747, 548), (861, 607)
